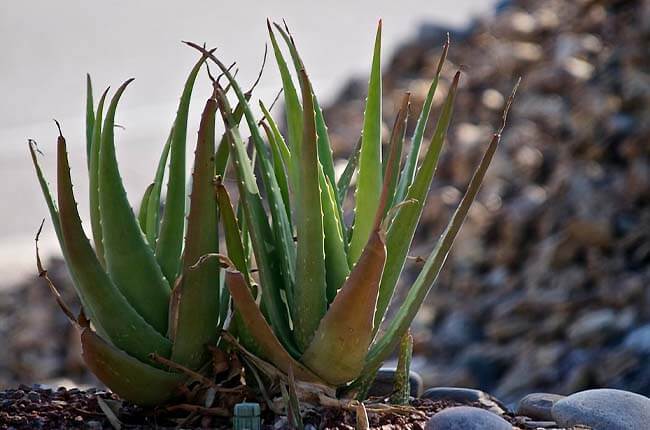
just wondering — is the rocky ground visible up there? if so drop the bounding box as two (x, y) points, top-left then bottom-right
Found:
(1, 0), (649, 427)
(324, 0), (650, 406)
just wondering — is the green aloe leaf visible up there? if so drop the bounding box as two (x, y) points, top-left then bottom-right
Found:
(195, 45), (297, 324)
(81, 329), (184, 406)
(394, 38), (449, 204)
(272, 23), (337, 188)
(212, 84), (297, 356)
(301, 228), (386, 386)
(365, 80), (518, 375)
(138, 183), (155, 232)
(169, 90), (221, 370)
(336, 137), (361, 205)
(268, 24), (350, 287)
(294, 68), (327, 350)
(349, 21), (383, 265)
(216, 180), (260, 354)
(29, 141), (63, 255)
(374, 72), (460, 329)
(260, 120), (291, 219)
(156, 52), (212, 283)
(85, 74), (94, 167)
(320, 169), (350, 303)
(225, 269), (322, 384)
(267, 20), (302, 159)
(144, 128), (172, 246)
(57, 130), (172, 362)
(99, 80), (171, 334)
(88, 88), (109, 266)
(382, 93), (410, 215)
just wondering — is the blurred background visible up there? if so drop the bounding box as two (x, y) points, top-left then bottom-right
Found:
(1, 0), (649, 408)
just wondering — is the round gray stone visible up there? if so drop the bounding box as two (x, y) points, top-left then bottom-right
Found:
(552, 388), (650, 430)
(516, 392), (565, 421)
(425, 406), (511, 430)
(422, 387), (508, 414)
(367, 368), (423, 398)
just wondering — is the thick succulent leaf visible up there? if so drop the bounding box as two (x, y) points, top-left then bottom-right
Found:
(138, 183), (155, 232)
(144, 128), (172, 246)
(197, 46), (297, 323)
(260, 121), (291, 219)
(383, 93), (410, 214)
(212, 85), (297, 355)
(336, 137), (361, 205)
(293, 68), (328, 350)
(301, 105), (398, 385)
(273, 23), (337, 188)
(214, 131), (230, 176)
(349, 21), (383, 265)
(99, 80), (171, 334)
(29, 141), (63, 253)
(301, 228), (386, 386)
(215, 181), (251, 283)
(216, 181), (260, 353)
(85, 74), (94, 167)
(169, 92), (221, 370)
(319, 168), (350, 303)
(81, 329), (184, 406)
(267, 20), (302, 159)
(259, 100), (293, 196)
(156, 53), (211, 282)
(57, 132), (172, 362)
(394, 38), (449, 204)
(374, 72), (460, 329)
(88, 88), (109, 266)
(225, 269), (322, 384)
(31, 138), (109, 338)
(365, 126), (505, 376)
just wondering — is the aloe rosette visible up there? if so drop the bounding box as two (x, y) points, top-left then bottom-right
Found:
(187, 21), (517, 398)
(29, 51), (236, 406)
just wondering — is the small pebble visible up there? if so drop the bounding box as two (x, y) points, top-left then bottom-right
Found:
(422, 387), (508, 414)
(425, 406), (511, 430)
(516, 392), (565, 421)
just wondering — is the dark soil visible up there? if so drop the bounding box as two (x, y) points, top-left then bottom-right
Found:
(0, 386), (546, 429)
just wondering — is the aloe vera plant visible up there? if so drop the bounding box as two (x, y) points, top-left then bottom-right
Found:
(29, 52), (237, 406)
(186, 21), (518, 398)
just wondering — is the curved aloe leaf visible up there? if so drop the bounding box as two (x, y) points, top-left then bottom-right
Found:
(156, 53), (212, 282)
(169, 91), (221, 370)
(374, 72), (460, 329)
(267, 20), (302, 158)
(349, 21), (383, 265)
(85, 74), (94, 167)
(99, 80), (171, 334)
(138, 183), (155, 231)
(336, 137), (361, 205)
(301, 112), (398, 385)
(272, 22), (337, 188)
(383, 93), (410, 214)
(212, 84), (297, 355)
(301, 228), (386, 386)
(365, 81), (517, 375)
(320, 169), (350, 303)
(293, 68), (328, 350)
(260, 121), (291, 218)
(57, 131), (172, 362)
(200, 47), (297, 326)
(88, 88), (109, 266)
(144, 128), (172, 246)
(394, 38), (449, 204)
(225, 269), (322, 384)
(81, 329), (184, 406)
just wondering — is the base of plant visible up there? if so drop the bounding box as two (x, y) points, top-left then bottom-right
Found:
(0, 384), (585, 429)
